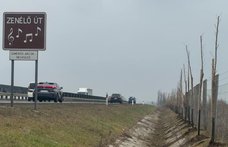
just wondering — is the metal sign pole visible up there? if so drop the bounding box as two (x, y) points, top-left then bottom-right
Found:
(34, 52), (38, 110)
(10, 60), (14, 107)
(3, 12), (46, 111)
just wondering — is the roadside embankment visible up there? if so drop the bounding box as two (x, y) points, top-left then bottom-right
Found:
(108, 109), (160, 147)
(105, 107), (227, 147)
(150, 108), (226, 147)
(0, 103), (156, 147)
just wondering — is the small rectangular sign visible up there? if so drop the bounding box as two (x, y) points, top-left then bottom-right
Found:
(9, 51), (38, 60)
(3, 12), (46, 50)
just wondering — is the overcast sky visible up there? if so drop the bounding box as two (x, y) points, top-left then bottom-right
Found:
(1, 0), (228, 103)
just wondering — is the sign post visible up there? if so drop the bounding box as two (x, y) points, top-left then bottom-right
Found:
(106, 92), (108, 105)
(3, 12), (46, 110)
(11, 60), (14, 107)
(35, 52), (38, 110)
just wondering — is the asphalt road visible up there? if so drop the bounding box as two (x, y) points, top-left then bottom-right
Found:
(0, 100), (107, 104)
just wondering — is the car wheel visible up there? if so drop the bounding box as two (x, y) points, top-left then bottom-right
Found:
(54, 98), (57, 102)
(39, 99), (42, 102)
(58, 95), (63, 103)
(54, 95), (58, 103)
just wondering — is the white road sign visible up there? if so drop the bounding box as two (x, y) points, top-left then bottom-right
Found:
(9, 51), (38, 60)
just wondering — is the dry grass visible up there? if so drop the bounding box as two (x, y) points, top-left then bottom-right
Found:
(152, 107), (227, 147)
(0, 103), (156, 147)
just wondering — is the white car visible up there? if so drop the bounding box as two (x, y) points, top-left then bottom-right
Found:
(27, 81), (43, 101)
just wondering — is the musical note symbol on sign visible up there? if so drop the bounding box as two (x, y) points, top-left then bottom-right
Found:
(8, 28), (14, 46)
(16, 28), (23, 38)
(24, 33), (33, 43)
(35, 27), (41, 36)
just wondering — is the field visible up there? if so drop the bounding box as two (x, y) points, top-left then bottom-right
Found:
(0, 103), (156, 147)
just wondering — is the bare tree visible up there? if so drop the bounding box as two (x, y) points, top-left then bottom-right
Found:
(177, 70), (183, 116)
(214, 16), (220, 74)
(198, 35), (204, 135)
(179, 70), (183, 116)
(177, 84), (180, 114)
(185, 45), (191, 124)
(180, 69), (184, 119)
(211, 16), (220, 143)
(183, 64), (187, 122)
(157, 90), (161, 106)
(181, 70), (184, 119)
(186, 46), (194, 127)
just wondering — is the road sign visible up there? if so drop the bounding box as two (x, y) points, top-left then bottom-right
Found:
(3, 12), (46, 50)
(9, 51), (38, 60)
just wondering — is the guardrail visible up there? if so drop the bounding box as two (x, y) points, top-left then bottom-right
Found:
(0, 92), (106, 101)
(0, 85), (127, 103)
(0, 92), (28, 100)
(0, 92), (129, 104)
(0, 84), (27, 94)
(63, 92), (106, 100)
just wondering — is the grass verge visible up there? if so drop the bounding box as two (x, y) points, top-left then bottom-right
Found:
(0, 103), (156, 147)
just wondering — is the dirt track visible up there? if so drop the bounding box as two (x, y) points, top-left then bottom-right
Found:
(108, 108), (226, 147)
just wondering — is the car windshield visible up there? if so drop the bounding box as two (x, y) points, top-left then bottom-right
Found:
(112, 94), (120, 97)
(38, 82), (56, 86)
(39, 82), (54, 85)
(29, 82), (54, 89)
(29, 83), (35, 89)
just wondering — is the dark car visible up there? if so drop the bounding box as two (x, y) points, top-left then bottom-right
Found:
(128, 97), (136, 104)
(34, 82), (64, 102)
(110, 93), (123, 104)
(108, 96), (111, 103)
